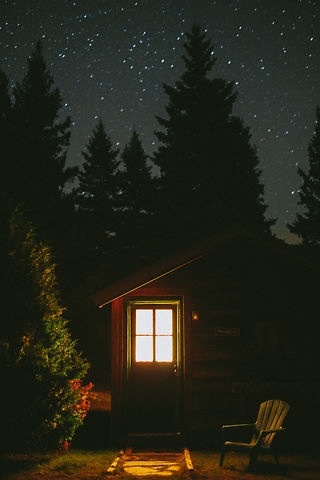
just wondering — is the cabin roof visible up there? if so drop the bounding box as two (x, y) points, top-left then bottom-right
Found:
(92, 228), (308, 308)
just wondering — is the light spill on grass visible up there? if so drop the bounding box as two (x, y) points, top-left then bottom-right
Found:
(46, 450), (116, 471)
(2, 449), (320, 480)
(2, 450), (118, 479)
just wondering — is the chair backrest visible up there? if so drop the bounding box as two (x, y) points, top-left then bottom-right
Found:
(253, 399), (290, 448)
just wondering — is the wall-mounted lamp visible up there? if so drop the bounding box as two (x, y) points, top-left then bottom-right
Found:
(192, 311), (199, 321)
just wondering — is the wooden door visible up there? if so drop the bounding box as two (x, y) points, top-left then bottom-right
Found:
(126, 300), (182, 434)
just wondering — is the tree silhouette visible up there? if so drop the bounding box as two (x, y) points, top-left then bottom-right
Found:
(0, 69), (14, 223)
(74, 118), (120, 279)
(117, 130), (157, 269)
(153, 24), (273, 250)
(11, 40), (75, 243)
(288, 106), (320, 244)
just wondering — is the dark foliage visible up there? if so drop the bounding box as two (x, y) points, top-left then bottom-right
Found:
(153, 24), (273, 253)
(0, 209), (90, 452)
(0, 69), (14, 216)
(288, 106), (320, 244)
(7, 41), (76, 245)
(116, 130), (158, 271)
(71, 118), (120, 285)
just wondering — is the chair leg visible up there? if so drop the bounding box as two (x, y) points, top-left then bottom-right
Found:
(219, 448), (225, 467)
(271, 446), (280, 466)
(248, 452), (258, 470)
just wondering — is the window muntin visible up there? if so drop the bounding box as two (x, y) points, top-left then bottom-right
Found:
(134, 308), (173, 362)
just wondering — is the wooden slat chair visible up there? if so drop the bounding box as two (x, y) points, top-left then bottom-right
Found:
(220, 399), (290, 469)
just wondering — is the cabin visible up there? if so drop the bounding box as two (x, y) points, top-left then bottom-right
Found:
(92, 229), (320, 448)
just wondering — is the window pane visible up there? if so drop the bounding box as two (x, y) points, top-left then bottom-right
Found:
(156, 336), (172, 362)
(155, 309), (172, 334)
(136, 309), (153, 334)
(136, 336), (153, 361)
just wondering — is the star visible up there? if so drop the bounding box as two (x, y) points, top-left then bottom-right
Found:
(1, 0), (319, 243)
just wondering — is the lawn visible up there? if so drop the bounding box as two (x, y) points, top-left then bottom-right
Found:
(1, 449), (319, 480)
(3, 404), (318, 479)
(1, 450), (117, 480)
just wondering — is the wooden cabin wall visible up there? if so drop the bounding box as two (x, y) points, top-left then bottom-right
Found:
(166, 241), (320, 448)
(110, 296), (126, 445)
(107, 238), (320, 448)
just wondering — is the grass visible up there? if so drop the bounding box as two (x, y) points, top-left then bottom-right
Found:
(191, 450), (320, 480)
(0, 450), (117, 480)
(1, 448), (320, 480)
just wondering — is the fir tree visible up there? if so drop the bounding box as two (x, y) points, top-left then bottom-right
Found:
(0, 70), (14, 208)
(11, 41), (76, 242)
(153, 24), (272, 249)
(288, 106), (320, 244)
(0, 208), (91, 451)
(117, 130), (157, 268)
(74, 118), (120, 275)
(77, 118), (119, 215)
(118, 130), (153, 216)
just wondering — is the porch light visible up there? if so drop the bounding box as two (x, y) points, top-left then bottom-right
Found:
(192, 311), (199, 321)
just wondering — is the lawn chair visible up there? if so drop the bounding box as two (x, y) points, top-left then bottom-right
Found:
(219, 399), (290, 470)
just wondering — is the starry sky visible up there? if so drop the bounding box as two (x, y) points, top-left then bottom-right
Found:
(1, 0), (319, 243)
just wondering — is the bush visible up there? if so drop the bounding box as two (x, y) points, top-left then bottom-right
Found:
(0, 209), (92, 451)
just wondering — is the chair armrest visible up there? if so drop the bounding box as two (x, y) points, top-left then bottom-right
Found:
(221, 423), (254, 431)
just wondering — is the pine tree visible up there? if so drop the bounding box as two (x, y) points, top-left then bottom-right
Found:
(0, 69), (18, 293)
(0, 70), (14, 209)
(11, 41), (75, 242)
(0, 208), (91, 451)
(288, 106), (320, 244)
(74, 118), (120, 272)
(118, 130), (153, 216)
(117, 130), (157, 268)
(153, 24), (272, 249)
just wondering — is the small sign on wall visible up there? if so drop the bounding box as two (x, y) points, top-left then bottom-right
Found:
(215, 326), (240, 336)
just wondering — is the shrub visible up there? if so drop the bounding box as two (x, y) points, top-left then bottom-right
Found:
(0, 209), (91, 451)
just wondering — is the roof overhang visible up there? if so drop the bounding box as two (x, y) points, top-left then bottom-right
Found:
(91, 228), (309, 308)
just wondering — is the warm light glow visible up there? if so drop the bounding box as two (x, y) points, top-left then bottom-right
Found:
(156, 336), (172, 362)
(136, 309), (153, 334)
(155, 309), (172, 334)
(135, 308), (173, 362)
(192, 311), (199, 321)
(136, 336), (153, 361)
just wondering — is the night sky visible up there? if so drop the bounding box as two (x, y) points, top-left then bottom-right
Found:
(1, 0), (319, 243)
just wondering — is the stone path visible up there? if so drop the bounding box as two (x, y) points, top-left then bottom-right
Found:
(107, 447), (193, 476)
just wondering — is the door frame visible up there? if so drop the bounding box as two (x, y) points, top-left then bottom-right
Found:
(125, 297), (184, 434)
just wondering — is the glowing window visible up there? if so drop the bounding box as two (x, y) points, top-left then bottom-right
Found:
(136, 336), (153, 361)
(134, 308), (173, 362)
(156, 336), (172, 362)
(136, 309), (153, 334)
(155, 309), (172, 334)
